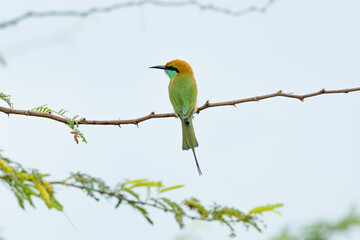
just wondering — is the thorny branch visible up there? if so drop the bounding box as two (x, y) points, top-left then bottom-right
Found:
(1, 87), (359, 127)
(0, 0), (277, 30)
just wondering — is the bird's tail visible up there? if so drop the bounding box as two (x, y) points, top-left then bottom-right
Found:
(191, 148), (202, 176)
(181, 118), (201, 175)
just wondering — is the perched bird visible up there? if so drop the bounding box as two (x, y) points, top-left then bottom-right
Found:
(150, 60), (202, 175)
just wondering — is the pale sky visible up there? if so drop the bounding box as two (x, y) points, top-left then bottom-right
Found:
(1, 0), (360, 239)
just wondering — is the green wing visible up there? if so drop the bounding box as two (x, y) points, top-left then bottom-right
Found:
(169, 75), (197, 118)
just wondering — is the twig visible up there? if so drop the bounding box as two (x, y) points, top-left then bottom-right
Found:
(196, 87), (360, 111)
(0, 87), (359, 127)
(0, 0), (276, 30)
(50, 181), (218, 221)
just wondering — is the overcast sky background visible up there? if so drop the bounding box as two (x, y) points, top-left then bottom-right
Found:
(1, 0), (360, 239)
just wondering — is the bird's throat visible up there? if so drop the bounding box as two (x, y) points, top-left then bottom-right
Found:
(166, 70), (177, 80)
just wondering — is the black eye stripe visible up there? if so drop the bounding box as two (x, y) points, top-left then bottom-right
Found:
(166, 66), (179, 72)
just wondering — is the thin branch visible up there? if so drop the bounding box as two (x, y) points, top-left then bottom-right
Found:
(0, 0), (277, 30)
(0, 87), (359, 127)
(1, 150), (282, 235)
(196, 87), (360, 111)
(50, 181), (208, 221)
(0, 154), (282, 236)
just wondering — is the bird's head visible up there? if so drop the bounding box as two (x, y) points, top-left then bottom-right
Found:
(150, 59), (194, 80)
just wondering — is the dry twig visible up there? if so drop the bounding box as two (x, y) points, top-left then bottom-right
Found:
(0, 0), (276, 30)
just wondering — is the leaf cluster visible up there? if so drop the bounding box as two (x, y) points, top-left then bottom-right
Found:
(0, 150), (62, 210)
(55, 176), (283, 237)
(31, 104), (87, 143)
(0, 151), (283, 237)
(0, 92), (13, 108)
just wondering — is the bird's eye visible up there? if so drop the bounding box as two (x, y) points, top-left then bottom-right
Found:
(167, 66), (179, 72)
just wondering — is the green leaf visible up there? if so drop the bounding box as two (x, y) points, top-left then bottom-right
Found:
(58, 109), (68, 115)
(122, 188), (140, 199)
(130, 181), (163, 189)
(31, 104), (48, 112)
(115, 199), (122, 208)
(248, 203), (284, 215)
(124, 179), (149, 185)
(50, 198), (63, 211)
(134, 206), (153, 224)
(160, 185), (185, 193)
(149, 198), (168, 209)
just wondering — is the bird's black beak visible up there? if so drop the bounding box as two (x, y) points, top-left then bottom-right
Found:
(149, 65), (167, 70)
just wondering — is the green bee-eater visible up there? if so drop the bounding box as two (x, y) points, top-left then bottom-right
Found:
(150, 60), (201, 175)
